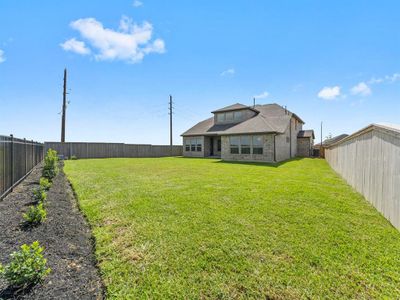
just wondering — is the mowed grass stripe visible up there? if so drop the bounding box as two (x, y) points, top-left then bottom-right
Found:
(65, 157), (400, 299)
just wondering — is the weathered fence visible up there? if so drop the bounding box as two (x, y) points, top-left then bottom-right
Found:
(325, 123), (400, 230)
(44, 142), (182, 159)
(0, 135), (44, 200)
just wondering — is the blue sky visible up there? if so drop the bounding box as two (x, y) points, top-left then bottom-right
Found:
(1, 0), (399, 144)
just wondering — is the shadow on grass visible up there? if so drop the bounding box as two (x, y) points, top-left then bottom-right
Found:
(213, 157), (306, 168)
(176, 156), (308, 168)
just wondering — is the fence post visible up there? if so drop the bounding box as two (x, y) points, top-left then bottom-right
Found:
(31, 140), (34, 167)
(10, 134), (14, 190)
(24, 138), (27, 174)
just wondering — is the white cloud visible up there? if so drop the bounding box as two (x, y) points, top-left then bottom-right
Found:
(351, 82), (371, 96)
(60, 38), (91, 55)
(133, 0), (143, 7)
(368, 77), (384, 84)
(62, 16), (165, 63)
(0, 49), (5, 63)
(220, 68), (235, 76)
(317, 86), (341, 100)
(368, 73), (400, 84)
(387, 73), (400, 82)
(253, 91), (269, 99)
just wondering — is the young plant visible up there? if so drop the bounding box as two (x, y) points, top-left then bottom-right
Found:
(70, 155), (78, 160)
(0, 241), (51, 287)
(23, 203), (47, 225)
(42, 149), (59, 180)
(33, 187), (47, 203)
(39, 177), (52, 191)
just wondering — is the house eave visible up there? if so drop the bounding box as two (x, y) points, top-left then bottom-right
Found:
(181, 131), (280, 137)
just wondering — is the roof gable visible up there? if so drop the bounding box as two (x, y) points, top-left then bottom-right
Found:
(211, 103), (258, 113)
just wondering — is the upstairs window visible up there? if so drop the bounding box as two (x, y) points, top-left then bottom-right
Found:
(240, 136), (251, 154)
(225, 112), (234, 122)
(233, 111), (242, 121)
(252, 136), (263, 154)
(230, 136), (240, 154)
(217, 113), (225, 122)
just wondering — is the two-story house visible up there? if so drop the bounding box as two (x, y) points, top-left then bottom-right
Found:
(181, 103), (314, 162)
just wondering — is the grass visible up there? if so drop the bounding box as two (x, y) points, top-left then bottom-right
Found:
(65, 157), (400, 299)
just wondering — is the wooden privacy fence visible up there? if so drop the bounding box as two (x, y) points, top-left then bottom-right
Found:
(44, 142), (183, 159)
(325, 124), (400, 229)
(0, 135), (44, 200)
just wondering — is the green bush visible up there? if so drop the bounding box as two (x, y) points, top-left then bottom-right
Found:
(0, 241), (51, 287)
(42, 149), (59, 180)
(70, 155), (78, 160)
(39, 177), (52, 191)
(23, 203), (47, 225)
(33, 187), (47, 203)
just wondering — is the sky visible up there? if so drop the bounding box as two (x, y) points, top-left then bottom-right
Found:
(0, 0), (399, 144)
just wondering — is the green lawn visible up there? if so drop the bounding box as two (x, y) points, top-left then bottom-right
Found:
(65, 157), (400, 299)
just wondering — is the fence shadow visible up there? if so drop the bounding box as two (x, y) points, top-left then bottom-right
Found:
(176, 156), (306, 168)
(212, 157), (305, 168)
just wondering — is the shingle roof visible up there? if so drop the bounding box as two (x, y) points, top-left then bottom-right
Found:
(211, 103), (256, 113)
(181, 103), (304, 137)
(314, 134), (348, 147)
(326, 123), (400, 148)
(298, 130), (315, 139)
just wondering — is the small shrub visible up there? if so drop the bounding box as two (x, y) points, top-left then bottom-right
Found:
(42, 149), (59, 180)
(0, 241), (51, 287)
(23, 203), (47, 225)
(70, 155), (78, 160)
(33, 187), (47, 203)
(39, 177), (52, 191)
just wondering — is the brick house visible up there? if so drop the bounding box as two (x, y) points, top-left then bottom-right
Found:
(181, 103), (314, 162)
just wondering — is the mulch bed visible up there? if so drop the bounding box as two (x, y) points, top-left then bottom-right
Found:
(0, 163), (104, 299)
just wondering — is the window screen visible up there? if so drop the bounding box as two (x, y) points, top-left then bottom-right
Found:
(185, 139), (190, 151)
(252, 136), (263, 154)
(230, 136), (239, 154)
(241, 136), (251, 154)
(196, 138), (202, 152)
(191, 139), (196, 151)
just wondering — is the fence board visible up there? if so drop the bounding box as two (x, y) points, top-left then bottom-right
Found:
(0, 135), (44, 200)
(44, 142), (182, 159)
(325, 124), (400, 229)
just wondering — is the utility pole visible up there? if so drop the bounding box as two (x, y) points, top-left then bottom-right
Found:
(61, 68), (67, 143)
(169, 95), (173, 154)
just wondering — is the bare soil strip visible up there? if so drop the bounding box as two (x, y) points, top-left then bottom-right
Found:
(0, 163), (103, 299)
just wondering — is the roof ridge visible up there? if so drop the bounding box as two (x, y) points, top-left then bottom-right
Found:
(258, 114), (278, 131)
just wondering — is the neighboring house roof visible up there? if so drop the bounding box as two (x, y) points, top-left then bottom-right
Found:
(181, 103), (305, 137)
(211, 103), (259, 113)
(314, 134), (348, 148)
(326, 123), (400, 148)
(298, 130), (315, 139)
